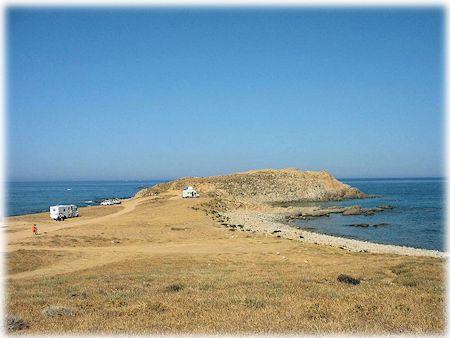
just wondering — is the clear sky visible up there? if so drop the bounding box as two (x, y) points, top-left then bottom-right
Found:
(7, 7), (444, 181)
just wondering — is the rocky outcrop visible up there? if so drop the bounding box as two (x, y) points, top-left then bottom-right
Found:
(342, 205), (388, 216)
(135, 168), (368, 204)
(342, 205), (363, 215)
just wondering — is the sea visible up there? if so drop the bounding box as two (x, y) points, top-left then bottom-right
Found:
(5, 178), (445, 251)
(291, 178), (445, 252)
(6, 180), (164, 217)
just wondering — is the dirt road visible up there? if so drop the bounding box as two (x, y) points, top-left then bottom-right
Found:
(4, 192), (445, 334)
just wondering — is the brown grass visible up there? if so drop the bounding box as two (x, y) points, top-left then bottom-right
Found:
(4, 194), (445, 334)
(6, 253), (444, 334)
(13, 234), (126, 248)
(7, 249), (70, 275)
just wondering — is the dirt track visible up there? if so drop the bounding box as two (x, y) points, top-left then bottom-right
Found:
(6, 197), (140, 244)
(4, 192), (445, 334)
(6, 194), (275, 280)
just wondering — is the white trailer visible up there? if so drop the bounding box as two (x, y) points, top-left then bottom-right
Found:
(182, 186), (199, 198)
(50, 205), (79, 221)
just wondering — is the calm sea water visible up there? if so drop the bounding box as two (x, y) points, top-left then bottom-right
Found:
(6, 180), (164, 217)
(292, 178), (445, 251)
(6, 178), (445, 251)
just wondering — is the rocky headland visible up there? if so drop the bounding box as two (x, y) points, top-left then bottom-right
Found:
(136, 168), (367, 203)
(136, 168), (443, 257)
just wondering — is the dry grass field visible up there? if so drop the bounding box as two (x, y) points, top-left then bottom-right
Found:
(4, 193), (445, 334)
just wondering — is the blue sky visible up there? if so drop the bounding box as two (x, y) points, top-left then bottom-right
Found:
(7, 7), (444, 180)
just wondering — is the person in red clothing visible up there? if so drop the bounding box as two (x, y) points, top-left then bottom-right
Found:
(32, 224), (38, 235)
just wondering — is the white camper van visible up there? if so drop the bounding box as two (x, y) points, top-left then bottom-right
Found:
(50, 205), (79, 221)
(182, 186), (199, 198)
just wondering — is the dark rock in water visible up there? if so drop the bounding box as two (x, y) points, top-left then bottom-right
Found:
(305, 209), (331, 217)
(337, 274), (360, 285)
(343, 206), (385, 216)
(347, 223), (369, 228)
(342, 206), (363, 216)
(299, 235), (304, 239)
(379, 204), (394, 209)
(271, 230), (282, 234)
(373, 223), (390, 227)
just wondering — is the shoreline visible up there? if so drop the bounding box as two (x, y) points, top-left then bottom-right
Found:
(219, 209), (446, 258)
(5, 195), (445, 259)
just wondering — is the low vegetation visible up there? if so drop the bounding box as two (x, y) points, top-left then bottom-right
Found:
(13, 234), (125, 248)
(7, 249), (69, 275)
(136, 168), (367, 204)
(5, 178), (445, 334)
(41, 306), (76, 318)
(6, 252), (444, 334)
(6, 315), (29, 332)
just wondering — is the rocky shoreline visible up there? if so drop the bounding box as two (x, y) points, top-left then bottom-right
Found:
(214, 208), (445, 258)
(136, 168), (445, 258)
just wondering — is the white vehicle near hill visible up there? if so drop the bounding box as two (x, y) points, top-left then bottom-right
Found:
(50, 204), (79, 221)
(100, 198), (121, 206)
(182, 186), (199, 198)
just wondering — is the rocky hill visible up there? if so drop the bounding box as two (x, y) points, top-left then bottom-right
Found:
(135, 168), (367, 204)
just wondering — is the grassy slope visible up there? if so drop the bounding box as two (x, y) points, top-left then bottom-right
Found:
(5, 193), (445, 334)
